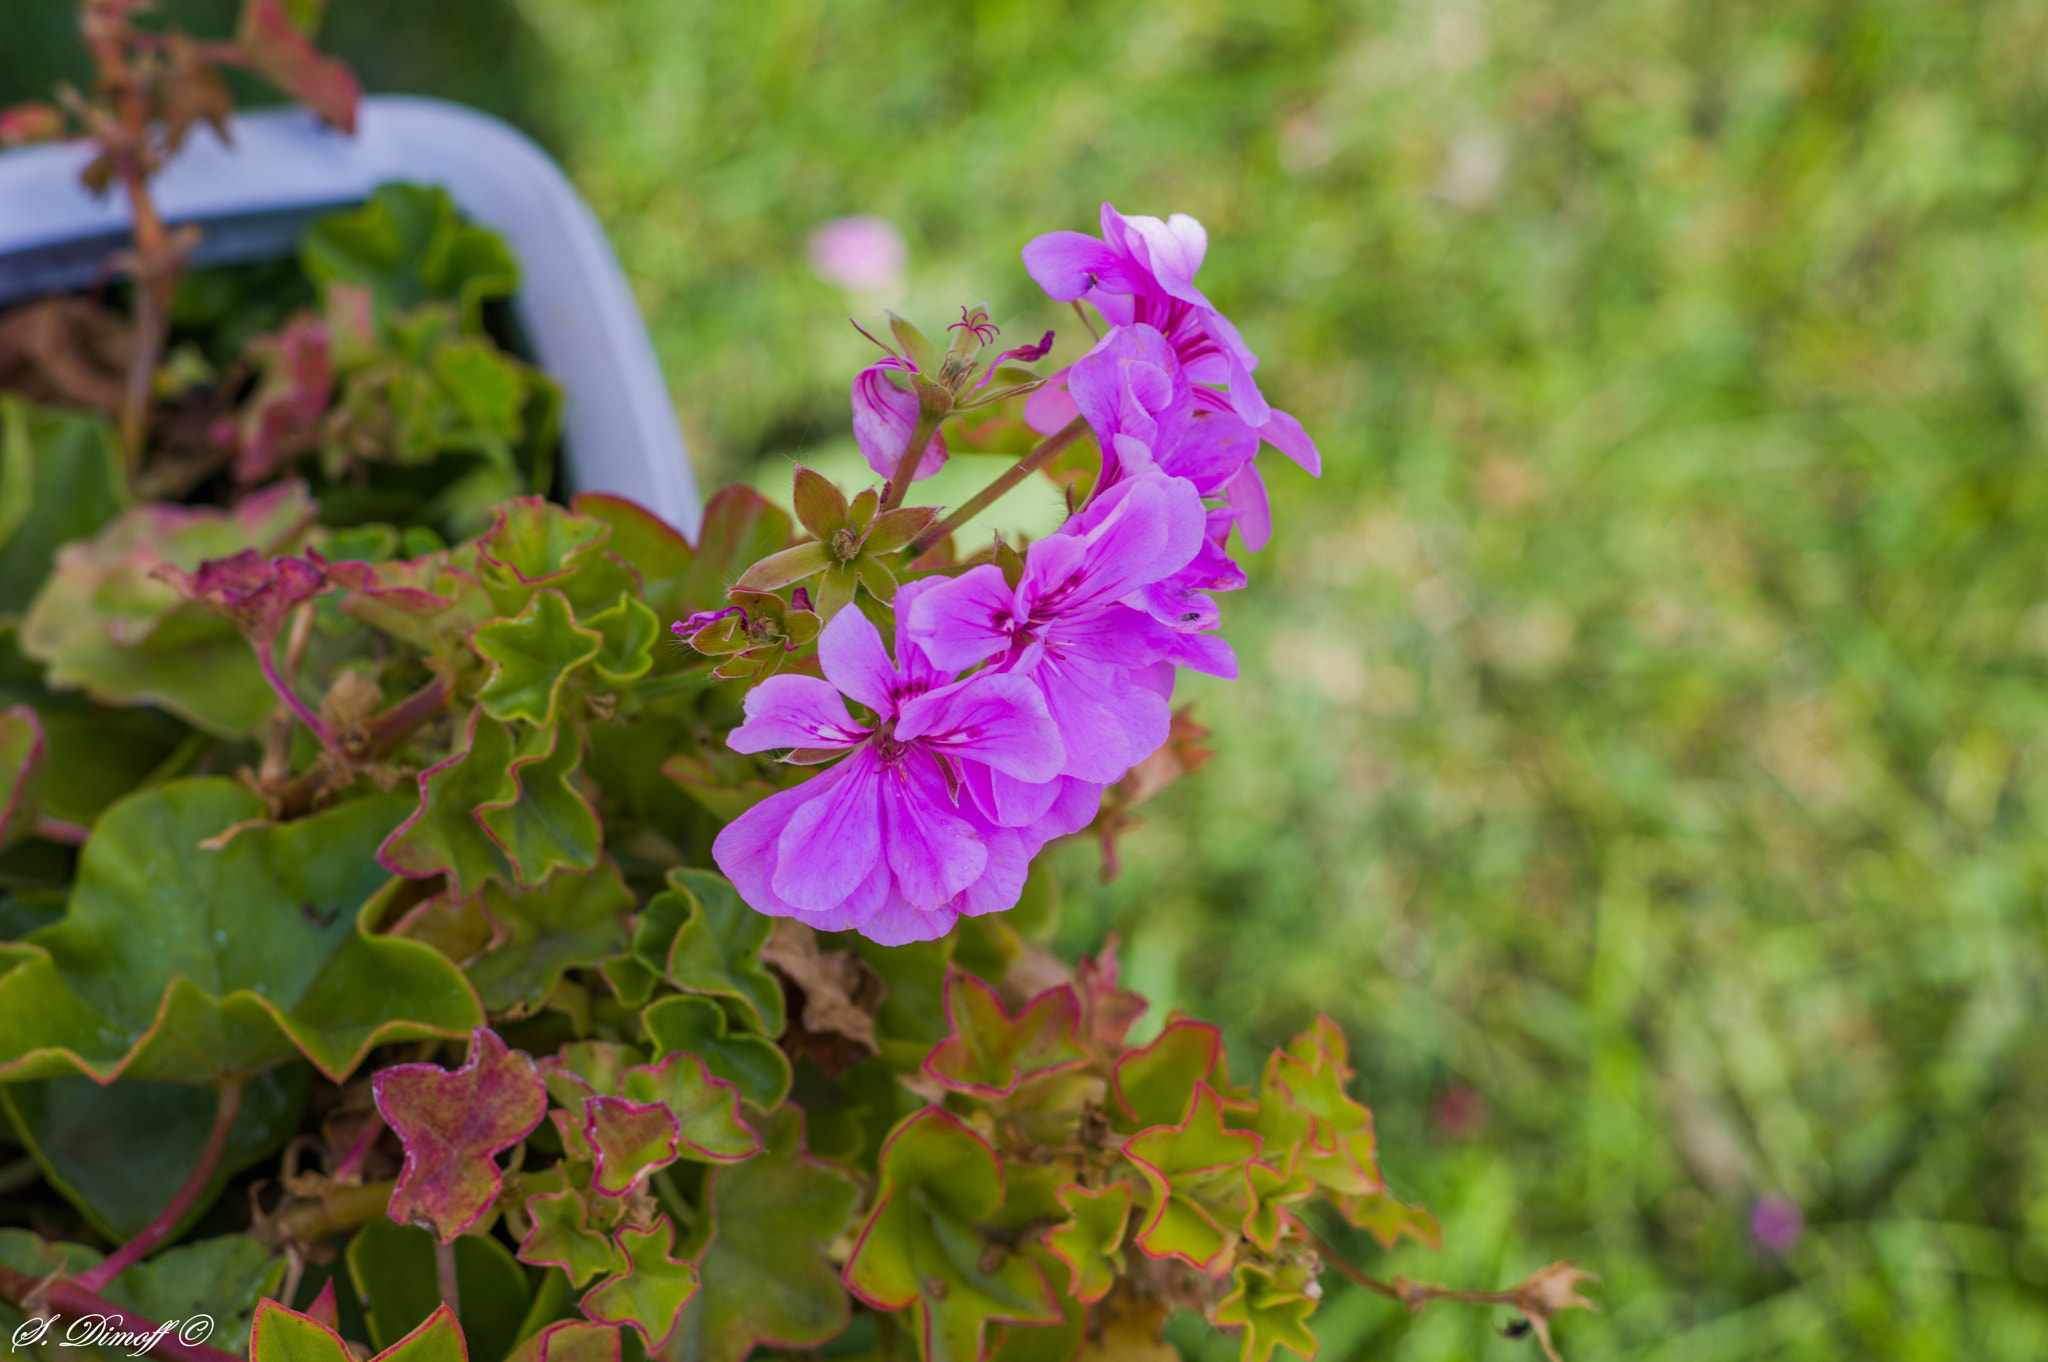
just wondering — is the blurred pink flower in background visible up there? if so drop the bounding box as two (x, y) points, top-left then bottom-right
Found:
(808, 215), (906, 293)
(1750, 1195), (1804, 1255)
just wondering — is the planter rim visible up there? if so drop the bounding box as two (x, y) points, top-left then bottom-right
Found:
(0, 94), (700, 535)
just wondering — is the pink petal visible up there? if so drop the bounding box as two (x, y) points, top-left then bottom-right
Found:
(1023, 230), (1138, 302)
(904, 564), (1018, 672)
(1255, 405), (1322, 477)
(772, 747), (885, 912)
(852, 362), (949, 482)
(817, 604), (899, 715)
(1224, 462), (1272, 552)
(1036, 654), (1170, 784)
(1023, 369), (1081, 437)
(896, 670), (1064, 783)
(882, 750), (988, 907)
(714, 767), (844, 919)
(727, 674), (869, 752)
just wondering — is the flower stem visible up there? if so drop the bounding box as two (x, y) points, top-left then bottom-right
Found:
(434, 1239), (462, 1316)
(258, 639), (335, 749)
(0, 1264), (242, 1362)
(74, 1082), (245, 1292)
(33, 816), (90, 846)
(880, 411), (944, 514)
(330, 1111), (386, 1184)
(905, 414), (1088, 557)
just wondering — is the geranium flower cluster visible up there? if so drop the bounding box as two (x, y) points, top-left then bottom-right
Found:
(695, 205), (1321, 944)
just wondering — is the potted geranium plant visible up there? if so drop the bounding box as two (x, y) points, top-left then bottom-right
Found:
(0, 6), (1596, 1362)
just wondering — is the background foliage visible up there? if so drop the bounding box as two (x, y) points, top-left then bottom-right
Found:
(11, 0), (2048, 1357)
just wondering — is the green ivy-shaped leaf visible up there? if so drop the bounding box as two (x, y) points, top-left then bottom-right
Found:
(642, 994), (792, 1111)
(504, 1319), (620, 1362)
(467, 863), (633, 1015)
(519, 1189), (622, 1287)
(0, 1065), (307, 1241)
(1213, 1261), (1320, 1362)
(473, 590), (603, 727)
(844, 1107), (1062, 1362)
(345, 1216), (531, 1362)
(101, 1233), (286, 1359)
(660, 869), (785, 1037)
(582, 1220), (699, 1351)
(0, 779), (482, 1084)
(1254, 1016), (1381, 1200)
(379, 711), (601, 898)
(1121, 1085), (1261, 1271)
(585, 593), (659, 685)
(0, 396), (129, 618)
(302, 183), (519, 328)
(1042, 1181), (1131, 1305)
(252, 1297), (471, 1362)
(19, 482), (316, 737)
(569, 494), (696, 635)
(922, 969), (1087, 1100)
(1112, 1018), (1236, 1131)
(669, 1107), (859, 1362)
(1333, 1187), (1442, 1251)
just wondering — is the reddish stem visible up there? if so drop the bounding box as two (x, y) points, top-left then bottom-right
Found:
(258, 640), (335, 749)
(434, 1239), (462, 1316)
(879, 410), (944, 514)
(330, 1111), (385, 1184)
(0, 1265), (241, 1362)
(363, 675), (451, 759)
(34, 816), (91, 846)
(74, 1082), (244, 1293)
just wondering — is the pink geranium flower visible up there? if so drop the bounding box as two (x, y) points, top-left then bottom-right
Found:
(712, 582), (1063, 945)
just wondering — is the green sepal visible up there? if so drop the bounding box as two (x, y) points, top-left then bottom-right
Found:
(668, 1107), (858, 1362)
(642, 994), (792, 1111)
(791, 466), (853, 540)
(473, 589), (604, 727)
(843, 1107), (1062, 1362)
(887, 312), (939, 375)
(0, 779), (481, 1084)
(735, 541), (832, 593)
(582, 1219), (700, 1351)
(1213, 1261), (1320, 1362)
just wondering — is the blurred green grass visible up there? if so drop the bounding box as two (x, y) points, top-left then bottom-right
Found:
(16, 0), (2048, 1356)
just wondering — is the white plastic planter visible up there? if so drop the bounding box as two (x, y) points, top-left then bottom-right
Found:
(0, 95), (700, 534)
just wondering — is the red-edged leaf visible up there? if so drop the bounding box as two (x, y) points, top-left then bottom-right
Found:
(373, 1026), (548, 1241)
(583, 1097), (680, 1196)
(153, 547), (329, 646)
(922, 968), (1088, 1100)
(582, 1219), (699, 1351)
(0, 706), (51, 851)
(1120, 1084), (1261, 1271)
(235, 0), (361, 133)
(1043, 1181), (1131, 1305)
(1111, 1018), (1236, 1129)
(0, 102), (66, 148)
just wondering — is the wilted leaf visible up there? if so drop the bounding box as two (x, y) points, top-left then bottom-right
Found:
(235, 0), (360, 132)
(844, 1107), (1062, 1362)
(922, 968), (1087, 1100)
(761, 921), (882, 1076)
(0, 779), (480, 1085)
(153, 548), (329, 647)
(582, 1219), (699, 1351)
(373, 1026), (548, 1241)
(669, 1107), (858, 1362)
